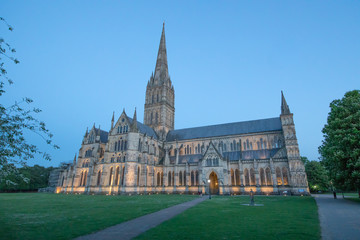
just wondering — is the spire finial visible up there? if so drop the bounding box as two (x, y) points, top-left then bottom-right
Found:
(153, 23), (169, 84)
(73, 154), (77, 165)
(281, 91), (291, 115)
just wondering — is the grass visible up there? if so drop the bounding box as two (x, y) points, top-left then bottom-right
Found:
(343, 192), (360, 203)
(136, 196), (321, 240)
(0, 193), (196, 240)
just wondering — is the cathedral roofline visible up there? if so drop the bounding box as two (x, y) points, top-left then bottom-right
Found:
(166, 117), (282, 141)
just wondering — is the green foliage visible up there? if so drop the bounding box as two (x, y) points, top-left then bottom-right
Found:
(0, 17), (59, 184)
(0, 165), (54, 191)
(0, 193), (197, 240)
(302, 157), (330, 192)
(319, 90), (360, 193)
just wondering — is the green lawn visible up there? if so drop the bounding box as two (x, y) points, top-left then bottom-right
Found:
(343, 192), (360, 203)
(136, 196), (320, 240)
(0, 193), (196, 240)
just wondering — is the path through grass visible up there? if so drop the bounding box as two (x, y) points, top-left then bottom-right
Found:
(0, 193), (196, 240)
(136, 196), (320, 240)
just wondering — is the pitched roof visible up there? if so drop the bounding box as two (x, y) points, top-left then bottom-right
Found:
(94, 127), (109, 143)
(128, 117), (158, 139)
(166, 117), (282, 141)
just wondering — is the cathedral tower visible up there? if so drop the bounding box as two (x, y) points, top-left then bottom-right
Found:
(144, 23), (175, 139)
(280, 91), (308, 191)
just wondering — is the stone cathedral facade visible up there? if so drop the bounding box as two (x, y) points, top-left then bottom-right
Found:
(56, 24), (309, 195)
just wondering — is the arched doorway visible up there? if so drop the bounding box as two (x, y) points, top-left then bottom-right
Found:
(209, 171), (219, 195)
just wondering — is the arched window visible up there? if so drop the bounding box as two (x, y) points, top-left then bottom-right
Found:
(246, 139), (250, 149)
(172, 171), (175, 186)
(250, 142), (253, 150)
(198, 144), (200, 153)
(150, 112), (153, 124)
(235, 169), (240, 185)
(231, 169), (235, 185)
(276, 167), (283, 185)
(115, 167), (120, 185)
(179, 171), (183, 186)
(155, 112), (158, 124)
(184, 171), (186, 186)
(257, 141), (260, 150)
(244, 169), (250, 186)
(187, 145), (189, 155)
(137, 167), (140, 186)
(282, 167), (289, 185)
(97, 171), (102, 186)
(265, 168), (272, 185)
(79, 171), (83, 186)
(260, 138), (264, 149)
(260, 168), (266, 185)
(84, 171), (88, 186)
(161, 172), (164, 186)
(250, 168), (256, 185)
(196, 171), (199, 185)
(243, 142), (246, 150)
(121, 166), (125, 186)
(109, 167), (113, 185)
(124, 141), (127, 150)
(168, 171), (172, 186)
(191, 171), (194, 186)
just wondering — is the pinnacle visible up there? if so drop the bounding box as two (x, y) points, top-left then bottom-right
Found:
(281, 91), (291, 115)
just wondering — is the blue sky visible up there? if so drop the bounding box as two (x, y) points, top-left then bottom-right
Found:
(2, 1), (359, 167)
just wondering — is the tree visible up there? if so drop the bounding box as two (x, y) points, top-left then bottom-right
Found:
(0, 17), (59, 185)
(0, 165), (54, 192)
(302, 157), (330, 192)
(319, 90), (360, 197)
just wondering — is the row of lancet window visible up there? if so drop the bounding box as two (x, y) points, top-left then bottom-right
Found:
(117, 125), (128, 134)
(82, 161), (89, 167)
(238, 167), (289, 186)
(79, 171), (88, 186)
(149, 112), (159, 125)
(97, 166), (141, 187)
(151, 93), (160, 104)
(110, 155), (126, 163)
(114, 140), (127, 152)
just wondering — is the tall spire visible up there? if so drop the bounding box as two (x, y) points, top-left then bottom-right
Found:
(153, 22), (169, 84)
(73, 154), (77, 165)
(281, 91), (291, 115)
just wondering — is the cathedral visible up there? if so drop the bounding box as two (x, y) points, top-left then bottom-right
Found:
(56, 24), (309, 195)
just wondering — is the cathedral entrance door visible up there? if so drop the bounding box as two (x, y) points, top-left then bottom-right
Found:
(209, 171), (219, 195)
